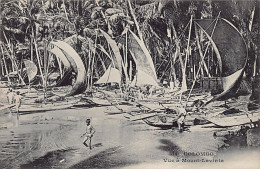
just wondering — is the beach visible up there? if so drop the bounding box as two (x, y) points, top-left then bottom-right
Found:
(0, 104), (259, 169)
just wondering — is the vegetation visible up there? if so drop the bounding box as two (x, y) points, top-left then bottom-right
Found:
(0, 0), (259, 89)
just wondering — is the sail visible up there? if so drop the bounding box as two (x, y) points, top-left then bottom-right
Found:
(49, 46), (72, 86)
(195, 18), (248, 102)
(23, 59), (37, 82)
(49, 46), (71, 72)
(100, 29), (122, 84)
(95, 65), (121, 84)
(131, 70), (158, 87)
(128, 30), (158, 86)
(50, 40), (87, 96)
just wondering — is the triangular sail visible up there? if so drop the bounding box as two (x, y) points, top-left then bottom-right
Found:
(95, 65), (121, 84)
(128, 30), (158, 86)
(100, 29), (122, 84)
(23, 59), (37, 82)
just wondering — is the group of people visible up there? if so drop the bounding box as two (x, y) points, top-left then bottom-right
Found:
(7, 88), (22, 117)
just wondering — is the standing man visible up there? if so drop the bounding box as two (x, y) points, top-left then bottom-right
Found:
(176, 107), (187, 132)
(14, 91), (22, 118)
(7, 88), (15, 104)
(81, 118), (95, 149)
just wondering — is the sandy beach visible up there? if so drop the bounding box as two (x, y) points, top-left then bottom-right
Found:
(0, 103), (259, 169)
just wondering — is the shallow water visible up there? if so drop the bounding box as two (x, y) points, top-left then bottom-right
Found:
(0, 106), (259, 169)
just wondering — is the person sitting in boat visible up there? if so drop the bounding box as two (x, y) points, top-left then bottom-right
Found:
(14, 91), (22, 118)
(163, 79), (168, 88)
(174, 79), (180, 89)
(7, 88), (15, 104)
(148, 86), (155, 98)
(81, 118), (95, 149)
(191, 99), (205, 113)
(176, 107), (187, 132)
(137, 89), (144, 100)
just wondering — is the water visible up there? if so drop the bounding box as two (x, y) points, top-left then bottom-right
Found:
(1, 106), (257, 169)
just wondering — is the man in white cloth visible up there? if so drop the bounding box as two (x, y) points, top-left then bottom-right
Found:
(13, 91), (22, 118)
(7, 88), (15, 104)
(177, 107), (187, 132)
(81, 118), (95, 149)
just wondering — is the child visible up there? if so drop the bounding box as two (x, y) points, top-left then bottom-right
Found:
(81, 118), (95, 149)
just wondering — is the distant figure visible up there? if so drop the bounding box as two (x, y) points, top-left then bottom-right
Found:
(149, 86), (155, 98)
(7, 89), (15, 104)
(174, 79), (180, 89)
(137, 89), (144, 100)
(163, 80), (168, 88)
(176, 107), (187, 132)
(14, 91), (22, 118)
(81, 118), (95, 149)
(191, 99), (205, 113)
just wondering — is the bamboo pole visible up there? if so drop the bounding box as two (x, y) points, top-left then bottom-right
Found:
(195, 24), (211, 77)
(124, 29), (129, 82)
(93, 58), (100, 80)
(0, 45), (10, 82)
(129, 60), (133, 81)
(34, 38), (45, 87)
(122, 46), (129, 82)
(2, 32), (25, 85)
(56, 57), (63, 78)
(43, 40), (48, 101)
(179, 16), (193, 103)
(90, 29), (98, 90)
(128, 0), (143, 42)
(0, 54), (3, 78)
(186, 14), (221, 105)
(31, 27), (34, 61)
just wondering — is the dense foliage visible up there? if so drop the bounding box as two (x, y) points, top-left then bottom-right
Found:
(0, 0), (259, 87)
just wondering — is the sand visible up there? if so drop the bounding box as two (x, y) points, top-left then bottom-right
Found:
(0, 104), (259, 169)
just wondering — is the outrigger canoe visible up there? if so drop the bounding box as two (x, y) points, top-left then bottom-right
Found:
(204, 110), (260, 127)
(13, 100), (78, 113)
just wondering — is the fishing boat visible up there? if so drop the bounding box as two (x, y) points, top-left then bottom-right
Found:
(204, 109), (260, 127)
(13, 98), (78, 113)
(142, 114), (178, 129)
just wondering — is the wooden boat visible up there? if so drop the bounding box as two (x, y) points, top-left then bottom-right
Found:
(0, 104), (15, 111)
(12, 99), (78, 113)
(142, 115), (178, 129)
(204, 110), (260, 127)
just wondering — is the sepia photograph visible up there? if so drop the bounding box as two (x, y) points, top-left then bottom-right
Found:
(0, 0), (259, 168)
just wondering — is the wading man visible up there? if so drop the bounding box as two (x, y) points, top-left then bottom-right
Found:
(7, 88), (15, 104)
(81, 118), (95, 149)
(14, 91), (22, 118)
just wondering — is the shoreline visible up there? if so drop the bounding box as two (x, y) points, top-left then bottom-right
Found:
(0, 104), (259, 169)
